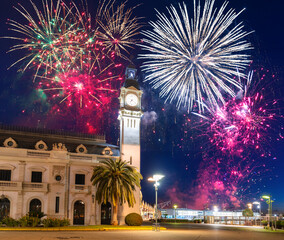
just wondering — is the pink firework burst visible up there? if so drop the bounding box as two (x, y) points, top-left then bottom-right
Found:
(191, 152), (269, 209)
(189, 68), (282, 209)
(195, 71), (278, 155)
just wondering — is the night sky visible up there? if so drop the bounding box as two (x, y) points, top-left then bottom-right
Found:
(0, 0), (283, 211)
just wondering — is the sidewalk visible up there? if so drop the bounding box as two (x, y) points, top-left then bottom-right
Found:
(0, 225), (165, 231)
(206, 223), (263, 229)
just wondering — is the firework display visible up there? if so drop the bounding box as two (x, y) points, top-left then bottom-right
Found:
(6, 0), (84, 80)
(5, 0), (140, 133)
(194, 71), (278, 154)
(190, 68), (281, 208)
(98, 1), (140, 60)
(2, 0), (282, 211)
(140, 0), (252, 112)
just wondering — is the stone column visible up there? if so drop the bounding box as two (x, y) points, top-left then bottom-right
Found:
(16, 161), (26, 218)
(89, 193), (96, 225)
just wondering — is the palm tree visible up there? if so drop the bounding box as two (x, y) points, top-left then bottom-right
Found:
(91, 158), (143, 225)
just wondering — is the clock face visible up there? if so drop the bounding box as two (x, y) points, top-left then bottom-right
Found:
(126, 93), (138, 107)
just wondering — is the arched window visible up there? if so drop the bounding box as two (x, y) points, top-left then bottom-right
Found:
(0, 198), (10, 221)
(29, 198), (42, 213)
(73, 200), (85, 225)
(101, 202), (112, 225)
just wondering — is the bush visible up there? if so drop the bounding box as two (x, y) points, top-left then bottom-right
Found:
(42, 218), (70, 227)
(276, 220), (284, 229)
(125, 213), (143, 226)
(1, 217), (19, 227)
(18, 215), (31, 227)
(28, 211), (45, 219)
(18, 215), (42, 227)
(60, 218), (70, 227)
(193, 219), (202, 223)
(261, 220), (268, 226)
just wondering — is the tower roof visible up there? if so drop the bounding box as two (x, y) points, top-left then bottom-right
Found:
(124, 64), (140, 90)
(124, 79), (140, 90)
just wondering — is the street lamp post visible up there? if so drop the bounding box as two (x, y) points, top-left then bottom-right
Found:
(173, 204), (177, 223)
(253, 201), (261, 215)
(148, 174), (164, 231)
(262, 195), (274, 228)
(252, 201), (261, 225)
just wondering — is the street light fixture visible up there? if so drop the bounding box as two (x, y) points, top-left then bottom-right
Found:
(148, 174), (164, 231)
(213, 205), (218, 212)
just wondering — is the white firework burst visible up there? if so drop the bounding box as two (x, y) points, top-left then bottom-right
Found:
(139, 0), (253, 111)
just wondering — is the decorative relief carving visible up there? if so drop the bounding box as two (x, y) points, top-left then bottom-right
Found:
(52, 165), (65, 182)
(35, 140), (48, 151)
(102, 147), (113, 156)
(3, 137), (17, 148)
(76, 144), (87, 154)
(52, 143), (67, 151)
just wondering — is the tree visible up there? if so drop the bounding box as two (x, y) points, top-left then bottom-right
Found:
(91, 158), (143, 225)
(242, 208), (254, 226)
(242, 208), (254, 217)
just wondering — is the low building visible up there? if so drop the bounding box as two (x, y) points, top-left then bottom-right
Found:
(140, 201), (155, 220)
(0, 125), (120, 225)
(161, 208), (260, 224)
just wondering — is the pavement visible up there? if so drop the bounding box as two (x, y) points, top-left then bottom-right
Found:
(0, 223), (283, 240)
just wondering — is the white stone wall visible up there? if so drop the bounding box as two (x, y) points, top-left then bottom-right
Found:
(0, 147), (118, 225)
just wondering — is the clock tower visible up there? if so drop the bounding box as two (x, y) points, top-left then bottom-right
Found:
(118, 65), (143, 223)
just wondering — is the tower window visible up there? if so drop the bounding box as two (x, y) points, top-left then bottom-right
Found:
(75, 174), (85, 185)
(0, 170), (11, 181)
(31, 171), (42, 183)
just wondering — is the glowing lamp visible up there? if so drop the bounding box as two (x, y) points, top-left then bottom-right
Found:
(213, 205), (218, 212)
(262, 195), (270, 199)
(148, 174), (164, 182)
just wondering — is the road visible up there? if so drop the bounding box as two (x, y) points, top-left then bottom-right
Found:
(0, 224), (283, 240)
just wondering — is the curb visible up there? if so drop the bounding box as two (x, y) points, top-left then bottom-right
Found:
(0, 227), (166, 232)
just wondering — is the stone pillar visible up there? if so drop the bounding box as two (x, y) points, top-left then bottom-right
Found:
(64, 163), (70, 219)
(89, 194), (96, 225)
(16, 161), (26, 218)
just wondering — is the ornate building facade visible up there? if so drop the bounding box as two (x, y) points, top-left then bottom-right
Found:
(0, 66), (143, 225)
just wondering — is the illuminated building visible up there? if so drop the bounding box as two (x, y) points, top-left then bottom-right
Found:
(0, 66), (143, 225)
